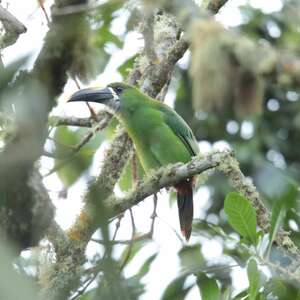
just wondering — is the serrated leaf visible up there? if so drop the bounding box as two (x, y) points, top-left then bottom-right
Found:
(247, 258), (260, 300)
(224, 192), (257, 245)
(197, 273), (220, 300)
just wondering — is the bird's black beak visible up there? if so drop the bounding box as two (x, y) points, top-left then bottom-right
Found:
(68, 87), (114, 104)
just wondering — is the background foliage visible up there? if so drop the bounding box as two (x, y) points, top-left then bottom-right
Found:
(1, 0), (300, 299)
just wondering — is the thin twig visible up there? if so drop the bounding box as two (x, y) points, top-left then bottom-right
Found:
(73, 76), (81, 89)
(91, 233), (151, 245)
(112, 213), (124, 241)
(157, 216), (185, 244)
(41, 1), (235, 298)
(106, 151), (221, 214)
(131, 153), (138, 183)
(70, 272), (99, 300)
(72, 75), (98, 121)
(120, 208), (136, 271)
(150, 194), (158, 236)
(44, 115), (111, 176)
(106, 150), (300, 259)
(70, 213), (124, 300)
(49, 111), (112, 128)
(38, 0), (51, 25)
(260, 257), (300, 284)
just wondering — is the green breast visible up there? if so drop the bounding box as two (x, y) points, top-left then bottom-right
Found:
(119, 105), (196, 173)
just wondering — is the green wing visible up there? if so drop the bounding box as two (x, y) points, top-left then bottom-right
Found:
(158, 104), (199, 156)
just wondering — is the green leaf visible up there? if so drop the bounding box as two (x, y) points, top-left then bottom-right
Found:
(53, 127), (103, 186)
(118, 54), (138, 77)
(264, 277), (300, 300)
(117, 158), (132, 191)
(92, 26), (123, 48)
(77, 288), (96, 299)
(224, 192), (257, 245)
(161, 274), (191, 300)
(0, 55), (28, 93)
(232, 289), (248, 300)
(120, 239), (148, 267)
(95, 259), (143, 300)
(94, 0), (123, 25)
(268, 197), (286, 255)
(247, 258), (260, 300)
(136, 253), (157, 278)
(78, 47), (110, 82)
(222, 287), (232, 300)
(178, 245), (203, 271)
(196, 273), (220, 300)
(267, 181), (298, 257)
(118, 156), (145, 191)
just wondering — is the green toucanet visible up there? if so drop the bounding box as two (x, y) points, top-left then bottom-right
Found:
(68, 82), (199, 240)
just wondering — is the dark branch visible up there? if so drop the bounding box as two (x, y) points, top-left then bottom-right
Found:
(207, 0), (229, 14)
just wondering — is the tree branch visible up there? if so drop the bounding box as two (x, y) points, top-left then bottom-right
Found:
(107, 152), (218, 215)
(107, 150), (300, 259)
(41, 1), (232, 298)
(141, 13), (158, 63)
(140, 33), (189, 98)
(0, 0), (89, 252)
(0, 5), (26, 49)
(207, 0), (229, 14)
(49, 110), (112, 128)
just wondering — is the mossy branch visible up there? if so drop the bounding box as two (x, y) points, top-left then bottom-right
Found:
(0, 0), (89, 252)
(49, 111), (112, 128)
(107, 149), (300, 259)
(42, 1), (232, 298)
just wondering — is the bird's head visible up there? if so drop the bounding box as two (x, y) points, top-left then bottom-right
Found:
(68, 82), (136, 112)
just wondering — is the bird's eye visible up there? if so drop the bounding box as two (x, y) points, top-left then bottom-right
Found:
(115, 87), (123, 94)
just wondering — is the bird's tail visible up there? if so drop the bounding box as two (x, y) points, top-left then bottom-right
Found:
(175, 179), (194, 241)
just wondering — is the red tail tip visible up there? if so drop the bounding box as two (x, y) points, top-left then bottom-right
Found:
(181, 229), (191, 241)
